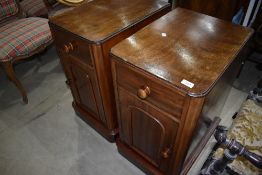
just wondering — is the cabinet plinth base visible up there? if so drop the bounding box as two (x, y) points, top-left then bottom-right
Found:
(116, 139), (164, 175)
(72, 102), (118, 142)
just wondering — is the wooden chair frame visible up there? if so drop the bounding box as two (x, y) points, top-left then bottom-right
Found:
(0, 0), (53, 103)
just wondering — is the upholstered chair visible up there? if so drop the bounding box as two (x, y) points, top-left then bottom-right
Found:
(20, 0), (58, 17)
(0, 0), (53, 103)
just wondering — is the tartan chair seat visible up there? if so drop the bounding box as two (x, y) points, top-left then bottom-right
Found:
(0, 0), (53, 103)
(20, 0), (47, 17)
(20, 0), (58, 17)
(0, 17), (52, 62)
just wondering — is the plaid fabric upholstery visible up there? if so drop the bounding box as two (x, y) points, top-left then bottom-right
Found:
(0, 0), (18, 21)
(20, 0), (47, 17)
(0, 17), (52, 62)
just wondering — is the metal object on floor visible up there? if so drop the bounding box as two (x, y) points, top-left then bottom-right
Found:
(248, 87), (262, 102)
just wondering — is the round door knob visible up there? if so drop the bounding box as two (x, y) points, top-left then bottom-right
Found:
(65, 79), (72, 86)
(137, 86), (150, 99)
(161, 148), (170, 159)
(63, 42), (74, 53)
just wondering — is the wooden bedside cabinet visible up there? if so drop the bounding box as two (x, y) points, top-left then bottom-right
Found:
(111, 8), (253, 175)
(49, 0), (171, 142)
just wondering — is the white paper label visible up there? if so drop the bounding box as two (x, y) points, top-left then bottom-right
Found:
(161, 33), (167, 37)
(181, 79), (194, 88)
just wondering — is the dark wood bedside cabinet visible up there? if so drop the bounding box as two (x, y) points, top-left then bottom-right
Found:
(49, 0), (171, 142)
(111, 8), (253, 175)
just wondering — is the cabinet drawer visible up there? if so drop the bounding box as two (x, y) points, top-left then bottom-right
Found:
(52, 28), (93, 66)
(115, 62), (185, 118)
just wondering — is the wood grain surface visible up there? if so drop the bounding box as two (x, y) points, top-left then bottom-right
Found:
(50, 0), (170, 43)
(111, 8), (253, 174)
(50, 0), (171, 142)
(111, 8), (253, 97)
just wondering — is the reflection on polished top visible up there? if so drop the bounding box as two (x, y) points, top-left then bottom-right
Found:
(49, 0), (170, 43)
(111, 8), (253, 97)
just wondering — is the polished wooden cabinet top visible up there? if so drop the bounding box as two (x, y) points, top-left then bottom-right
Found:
(111, 8), (253, 97)
(49, 0), (170, 43)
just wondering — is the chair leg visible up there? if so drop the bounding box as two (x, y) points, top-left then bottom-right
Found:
(2, 61), (28, 104)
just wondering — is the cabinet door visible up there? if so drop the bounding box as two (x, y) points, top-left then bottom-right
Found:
(66, 56), (106, 124)
(118, 87), (179, 172)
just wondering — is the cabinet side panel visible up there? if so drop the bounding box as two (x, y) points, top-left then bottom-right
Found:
(169, 96), (205, 175)
(201, 55), (242, 121)
(90, 6), (171, 130)
(184, 53), (243, 172)
(91, 44), (116, 129)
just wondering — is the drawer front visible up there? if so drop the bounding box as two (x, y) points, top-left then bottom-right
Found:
(52, 28), (93, 66)
(115, 62), (185, 119)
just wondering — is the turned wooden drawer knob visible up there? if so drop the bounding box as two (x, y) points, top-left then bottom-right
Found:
(63, 42), (74, 53)
(137, 86), (150, 99)
(65, 79), (72, 86)
(161, 148), (170, 159)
